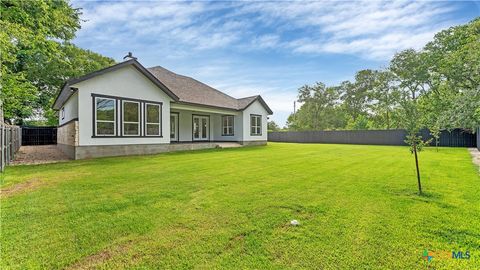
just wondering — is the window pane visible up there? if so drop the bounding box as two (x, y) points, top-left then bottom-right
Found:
(124, 102), (139, 122)
(193, 118), (199, 138)
(96, 99), (115, 121)
(124, 123), (139, 135)
(147, 104), (160, 123)
(170, 115), (175, 138)
(202, 118), (207, 138)
(147, 124), (160, 136)
(228, 127), (233, 135)
(97, 122), (114, 135)
(251, 127), (256, 134)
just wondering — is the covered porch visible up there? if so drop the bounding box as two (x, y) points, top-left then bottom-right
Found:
(169, 103), (243, 143)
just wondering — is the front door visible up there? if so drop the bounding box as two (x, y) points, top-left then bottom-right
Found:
(192, 115), (209, 141)
(170, 113), (178, 142)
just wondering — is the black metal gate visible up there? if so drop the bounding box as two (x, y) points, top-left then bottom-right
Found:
(21, 126), (57, 145)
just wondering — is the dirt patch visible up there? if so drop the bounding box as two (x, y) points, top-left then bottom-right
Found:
(468, 148), (480, 173)
(66, 241), (133, 270)
(11, 145), (70, 166)
(1, 179), (43, 198)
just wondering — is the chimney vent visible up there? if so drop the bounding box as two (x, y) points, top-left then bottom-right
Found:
(123, 52), (137, 60)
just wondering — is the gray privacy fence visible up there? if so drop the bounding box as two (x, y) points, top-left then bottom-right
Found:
(1, 124), (21, 172)
(268, 128), (477, 147)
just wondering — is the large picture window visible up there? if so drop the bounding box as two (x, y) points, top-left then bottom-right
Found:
(250, 114), (262, 136)
(95, 97), (116, 136)
(222, 115), (234, 136)
(123, 101), (140, 136)
(146, 103), (161, 136)
(92, 94), (163, 138)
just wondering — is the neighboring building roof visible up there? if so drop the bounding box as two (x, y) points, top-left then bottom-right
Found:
(53, 59), (273, 114)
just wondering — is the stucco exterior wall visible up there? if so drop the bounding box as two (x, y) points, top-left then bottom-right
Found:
(242, 100), (268, 142)
(58, 92), (78, 126)
(73, 65), (173, 146)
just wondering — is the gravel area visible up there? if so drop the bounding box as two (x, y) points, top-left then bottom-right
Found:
(11, 145), (71, 165)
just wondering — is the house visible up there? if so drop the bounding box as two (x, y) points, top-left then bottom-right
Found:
(53, 58), (273, 159)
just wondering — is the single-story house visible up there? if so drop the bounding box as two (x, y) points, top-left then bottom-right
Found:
(53, 58), (273, 159)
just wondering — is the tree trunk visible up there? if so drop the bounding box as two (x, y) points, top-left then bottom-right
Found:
(414, 143), (422, 194)
(386, 110), (390, 130)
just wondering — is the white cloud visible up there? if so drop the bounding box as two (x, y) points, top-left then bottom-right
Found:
(71, 0), (469, 125)
(75, 0), (459, 60)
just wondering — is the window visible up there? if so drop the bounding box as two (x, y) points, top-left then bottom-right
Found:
(95, 97), (116, 136)
(123, 101), (140, 136)
(61, 107), (65, 120)
(92, 94), (163, 138)
(222, 115), (234, 136)
(146, 103), (161, 136)
(250, 114), (262, 136)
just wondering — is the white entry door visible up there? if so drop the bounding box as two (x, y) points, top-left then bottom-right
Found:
(170, 113), (178, 142)
(192, 115), (209, 141)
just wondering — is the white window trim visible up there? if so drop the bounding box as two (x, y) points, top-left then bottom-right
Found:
(251, 115), (262, 136)
(222, 115), (234, 136)
(122, 100), (140, 136)
(145, 102), (161, 136)
(95, 97), (116, 136)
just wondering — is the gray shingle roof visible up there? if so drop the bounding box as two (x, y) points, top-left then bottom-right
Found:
(54, 60), (272, 114)
(147, 66), (272, 114)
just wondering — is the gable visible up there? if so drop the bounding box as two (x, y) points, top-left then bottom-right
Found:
(53, 60), (178, 110)
(73, 65), (176, 103)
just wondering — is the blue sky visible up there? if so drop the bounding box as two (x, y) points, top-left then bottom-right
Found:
(72, 0), (479, 126)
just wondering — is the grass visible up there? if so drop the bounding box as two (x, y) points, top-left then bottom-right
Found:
(1, 143), (479, 269)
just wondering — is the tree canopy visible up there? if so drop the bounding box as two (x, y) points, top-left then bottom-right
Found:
(287, 18), (480, 132)
(1, 0), (115, 125)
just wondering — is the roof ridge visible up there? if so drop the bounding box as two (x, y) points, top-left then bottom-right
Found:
(148, 65), (238, 101)
(237, 95), (259, 100)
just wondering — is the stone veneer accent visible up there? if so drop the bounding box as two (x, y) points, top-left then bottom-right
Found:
(57, 120), (78, 159)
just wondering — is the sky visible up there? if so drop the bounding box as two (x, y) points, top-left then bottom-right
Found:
(72, 0), (480, 126)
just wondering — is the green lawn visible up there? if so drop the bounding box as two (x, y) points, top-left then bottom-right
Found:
(1, 143), (479, 269)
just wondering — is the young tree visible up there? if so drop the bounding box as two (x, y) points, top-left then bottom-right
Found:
(390, 49), (431, 195)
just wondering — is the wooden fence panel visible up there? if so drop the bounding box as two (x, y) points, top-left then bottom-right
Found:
(0, 124), (21, 172)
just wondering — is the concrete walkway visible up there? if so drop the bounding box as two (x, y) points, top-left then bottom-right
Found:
(468, 148), (480, 174)
(11, 145), (71, 166)
(216, 142), (243, 148)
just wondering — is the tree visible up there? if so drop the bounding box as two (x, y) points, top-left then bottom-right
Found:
(288, 83), (344, 130)
(339, 70), (374, 123)
(0, 0), (114, 124)
(390, 49), (431, 195)
(423, 18), (480, 131)
(369, 71), (400, 129)
(267, 120), (280, 132)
